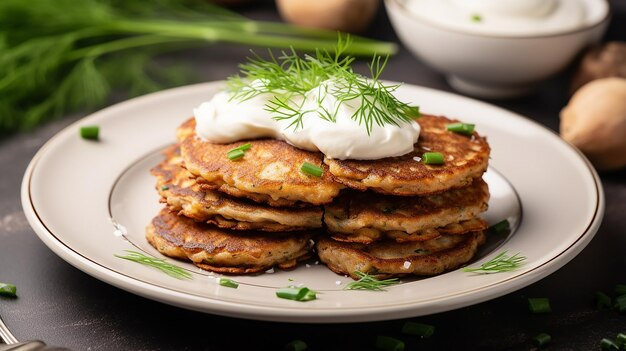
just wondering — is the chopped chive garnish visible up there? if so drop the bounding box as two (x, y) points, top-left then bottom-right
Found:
(401, 322), (434, 338)
(490, 219), (510, 234)
(115, 250), (192, 280)
(533, 333), (551, 347)
(80, 125), (99, 140)
(300, 162), (323, 177)
(226, 143), (252, 160)
(345, 271), (400, 291)
(601, 338), (620, 350)
(463, 251), (526, 274)
(233, 143), (252, 152)
(616, 333), (626, 347)
(614, 294), (626, 312)
(218, 278), (239, 289)
(160, 185), (169, 191)
(284, 339), (307, 351)
(276, 287), (316, 302)
(614, 284), (626, 296)
(227, 149), (245, 161)
(528, 298), (551, 314)
(0, 282), (17, 297)
(471, 14), (482, 22)
(422, 152), (444, 165)
(446, 122), (475, 136)
(376, 336), (405, 351)
(595, 291), (612, 310)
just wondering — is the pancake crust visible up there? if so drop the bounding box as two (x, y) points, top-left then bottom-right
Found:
(178, 118), (343, 205)
(324, 114), (490, 196)
(325, 178), (489, 243)
(152, 146), (323, 231)
(330, 217), (488, 244)
(146, 208), (316, 274)
(316, 231), (486, 280)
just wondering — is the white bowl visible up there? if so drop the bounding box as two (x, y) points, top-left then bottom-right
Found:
(385, 0), (611, 98)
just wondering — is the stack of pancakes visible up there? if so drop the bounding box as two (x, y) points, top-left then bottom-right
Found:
(146, 114), (491, 279)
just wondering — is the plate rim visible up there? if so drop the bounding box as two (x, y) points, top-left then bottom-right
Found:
(20, 81), (605, 323)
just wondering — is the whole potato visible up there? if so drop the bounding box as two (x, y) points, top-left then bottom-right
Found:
(275, 0), (380, 33)
(560, 77), (626, 171)
(570, 42), (626, 94)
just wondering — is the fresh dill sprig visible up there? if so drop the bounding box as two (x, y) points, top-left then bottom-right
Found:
(0, 0), (395, 135)
(345, 270), (400, 291)
(115, 250), (192, 280)
(227, 36), (419, 134)
(463, 251), (526, 274)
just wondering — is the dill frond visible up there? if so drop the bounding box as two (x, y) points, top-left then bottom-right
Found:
(115, 250), (193, 280)
(226, 37), (418, 135)
(463, 251), (526, 274)
(345, 271), (400, 291)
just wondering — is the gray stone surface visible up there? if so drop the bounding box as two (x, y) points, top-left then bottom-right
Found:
(1, 2), (625, 350)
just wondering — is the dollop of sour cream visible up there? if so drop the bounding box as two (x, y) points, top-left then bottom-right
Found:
(194, 81), (420, 160)
(404, 0), (608, 37)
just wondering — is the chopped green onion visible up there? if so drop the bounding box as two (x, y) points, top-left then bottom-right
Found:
(471, 14), (482, 22)
(601, 338), (620, 350)
(0, 282), (17, 297)
(616, 333), (626, 347)
(533, 333), (551, 348)
(446, 122), (475, 136)
(615, 284), (626, 296)
(276, 287), (316, 302)
(232, 143), (252, 152)
(595, 291), (612, 310)
(614, 294), (626, 312)
(80, 125), (99, 140)
(422, 152), (444, 165)
(284, 339), (307, 351)
(300, 162), (323, 177)
(160, 185), (169, 191)
(218, 278), (239, 289)
(227, 149), (245, 160)
(376, 336), (405, 351)
(226, 143), (252, 160)
(401, 322), (434, 338)
(528, 298), (551, 314)
(490, 219), (510, 234)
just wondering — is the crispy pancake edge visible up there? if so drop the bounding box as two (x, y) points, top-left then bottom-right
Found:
(324, 114), (490, 196)
(152, 146), (323, 231)
(146, 208), (316, 274)
(316, 231), (486, 279)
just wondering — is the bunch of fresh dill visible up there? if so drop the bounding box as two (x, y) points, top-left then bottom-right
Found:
(0, 0), (395, 135)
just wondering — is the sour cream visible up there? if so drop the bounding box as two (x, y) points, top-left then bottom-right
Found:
(194, 81), (421, 160)
(404, 0), (608, 37)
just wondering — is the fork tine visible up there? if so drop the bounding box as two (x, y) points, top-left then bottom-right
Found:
(0, 314), (18, 344)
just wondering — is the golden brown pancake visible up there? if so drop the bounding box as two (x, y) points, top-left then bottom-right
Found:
(329, 218), (488, 244)
(324, 178), (489, 243)
(152, 146), (323, 231)
(316, 231), (486, 280)
(146, 208), (316, 274)
(178, 118), (343, 206)
(324, 114), (490, 196)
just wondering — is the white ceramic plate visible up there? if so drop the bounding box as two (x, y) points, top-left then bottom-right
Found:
(21, 82), (603, 323)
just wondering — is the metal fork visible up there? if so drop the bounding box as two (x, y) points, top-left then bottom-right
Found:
(0, 314), (18, 344)
(0, 313), (69, 351)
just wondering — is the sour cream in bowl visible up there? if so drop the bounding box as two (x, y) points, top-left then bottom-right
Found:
(385, 0), (611, 98)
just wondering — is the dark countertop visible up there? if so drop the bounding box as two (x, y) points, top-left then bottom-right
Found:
(1, 2), (626, 350)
